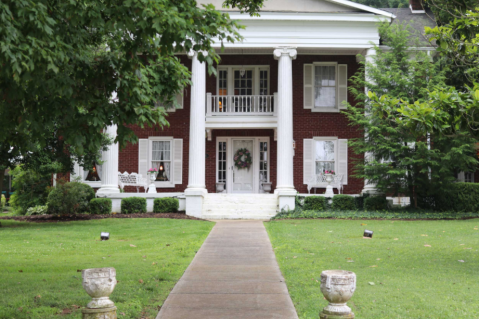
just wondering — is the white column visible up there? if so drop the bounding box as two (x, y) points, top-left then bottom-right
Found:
(185, 51), (207, 217)
(97, 125), (120, 194)
(274, 47), (297, 210)
(362, 48), (379, 195)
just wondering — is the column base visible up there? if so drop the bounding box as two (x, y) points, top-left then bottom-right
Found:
(185, 188), (207, 218)
(361, 184), (380, 195)
(274, 188), (297, 212)
(96, 185), (120, 194)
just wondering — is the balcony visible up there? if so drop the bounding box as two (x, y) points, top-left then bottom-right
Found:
(206, 93), (277, 116)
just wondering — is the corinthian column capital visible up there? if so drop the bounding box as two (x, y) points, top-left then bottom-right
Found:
(273, 47), (297, 60)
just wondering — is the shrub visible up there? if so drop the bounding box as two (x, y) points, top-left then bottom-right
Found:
(26, 205), (48, 216)
(364, 196), (388, 211)
(304, 196), (326, 211)
(90, 198), (112, 215)
(9, 165), (51, 215)
(121, 197), (147, 214)
(434, 182), (479, 212)
(332, 195), (356, 210)
(47, 182), (95, 215)
(355, 193), (370, 211)
(1, 194), (5, 212)
(154, 198), (179, 213)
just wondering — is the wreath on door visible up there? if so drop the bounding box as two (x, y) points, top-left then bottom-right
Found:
(234, 148), (252, 169)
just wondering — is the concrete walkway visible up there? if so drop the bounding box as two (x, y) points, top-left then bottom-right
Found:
(156, 220), (299, 319)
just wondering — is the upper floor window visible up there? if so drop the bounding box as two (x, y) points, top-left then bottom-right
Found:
(216, 66), (270, 96)
(304, 62), (348, 112)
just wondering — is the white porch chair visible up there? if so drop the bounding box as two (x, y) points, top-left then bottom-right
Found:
(307, 174), (344, 195)
(118, 172), (149, 193)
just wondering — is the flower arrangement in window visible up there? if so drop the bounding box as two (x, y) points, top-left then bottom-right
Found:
(324, 170), (335, 175)
(234, 148), (252, 170)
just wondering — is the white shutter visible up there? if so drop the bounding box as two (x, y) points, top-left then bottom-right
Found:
(337, 139), (348, 185)
(138, 139), (149, 178)
(338, 64), (348, 109)
(176, 91), (183, 109)
(304, 64), (314, 109)
(303, 139), (315, 184)
(173, 139), (183, 184)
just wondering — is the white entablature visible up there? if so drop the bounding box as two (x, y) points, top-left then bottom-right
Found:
(199, 0), (395, 49)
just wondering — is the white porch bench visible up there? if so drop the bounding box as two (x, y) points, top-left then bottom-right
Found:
(307, 174), (344, 194)
(118, 172), (149, 193)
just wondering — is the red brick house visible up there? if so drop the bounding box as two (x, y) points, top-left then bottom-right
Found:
(72, 0), (435, 218)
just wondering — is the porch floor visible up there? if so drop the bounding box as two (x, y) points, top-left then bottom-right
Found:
(156, 220), (298, 319)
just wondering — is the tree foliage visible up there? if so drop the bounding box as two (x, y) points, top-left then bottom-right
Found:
(345, 23), (478, 206)
(425, 0), (479, 88)
(0, 0), (263, 176)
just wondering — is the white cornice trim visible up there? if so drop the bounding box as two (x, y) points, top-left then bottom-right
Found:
(227, 11), (392, 22)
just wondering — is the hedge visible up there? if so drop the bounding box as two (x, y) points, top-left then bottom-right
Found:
(304, 196), (326, 211)
(434, 182), (479, 212)
(363, 196), (388, 211)
(332, 195), (356, 211)
(153, 198), (179, 213)
(47, 182), (95, 215)
(90, 198), (112, 215)
(273, 209), (479, 220)
(121, 197), (147, 214)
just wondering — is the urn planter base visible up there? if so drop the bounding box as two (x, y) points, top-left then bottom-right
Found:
(82, 306), (117, 319)
(320, 311), (355, 319)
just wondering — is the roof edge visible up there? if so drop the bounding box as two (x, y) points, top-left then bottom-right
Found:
(324, 0), (396, 18)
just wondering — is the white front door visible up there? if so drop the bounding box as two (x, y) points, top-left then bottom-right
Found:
(231, 139), (254, 193)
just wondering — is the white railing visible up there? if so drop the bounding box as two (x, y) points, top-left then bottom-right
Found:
(206, 93), (277, 116)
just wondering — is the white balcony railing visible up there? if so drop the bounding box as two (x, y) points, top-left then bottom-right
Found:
(206, 93), (277, 116)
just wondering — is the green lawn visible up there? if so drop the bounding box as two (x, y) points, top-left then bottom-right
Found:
(0, 218), (213, 318)
(265, 219), (479, 319)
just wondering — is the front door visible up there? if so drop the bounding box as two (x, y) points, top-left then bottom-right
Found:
(231, 139), (254, 193)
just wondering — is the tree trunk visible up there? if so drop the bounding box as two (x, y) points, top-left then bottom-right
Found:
(0, 168), (5, 204)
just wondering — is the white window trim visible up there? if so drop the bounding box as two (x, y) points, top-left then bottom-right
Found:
(313, 136), (339, 173)
(311, 62), (339, 113)
(457, 171), (475, 183)
(71, 162), (102, 188)
(216, 65), (270, 96)
(148, 136), (175, 188)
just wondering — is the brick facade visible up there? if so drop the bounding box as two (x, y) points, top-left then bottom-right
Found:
(118, 54), (364, 194)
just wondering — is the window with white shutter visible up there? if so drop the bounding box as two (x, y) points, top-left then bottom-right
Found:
(138, 137), (183, 188)
(303, 139), (314, 184)
(303, 62), (348, 112)
(304, 137), (348, 186)
(155, 91), (183, 112)
(173, 139), (183, 184)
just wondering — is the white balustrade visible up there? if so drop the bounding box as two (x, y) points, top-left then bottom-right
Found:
(206, 94), (276, 115)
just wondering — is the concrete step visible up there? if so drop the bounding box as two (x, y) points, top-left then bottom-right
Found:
(202, 194), (278, 220)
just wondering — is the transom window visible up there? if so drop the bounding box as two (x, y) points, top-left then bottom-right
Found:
(315, 140), (335, 174)
(151, 141), (171, 182)
(314, 65), (336, 108)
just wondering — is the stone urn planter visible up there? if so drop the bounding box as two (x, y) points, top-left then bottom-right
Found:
(82, 268), (117, 309)
(261, 182), (272, 193)
(324, 174), (334, 196)
(216, 182), (225, 193)
(319, 270), (356, 319)
(147, 173), (157, 194)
